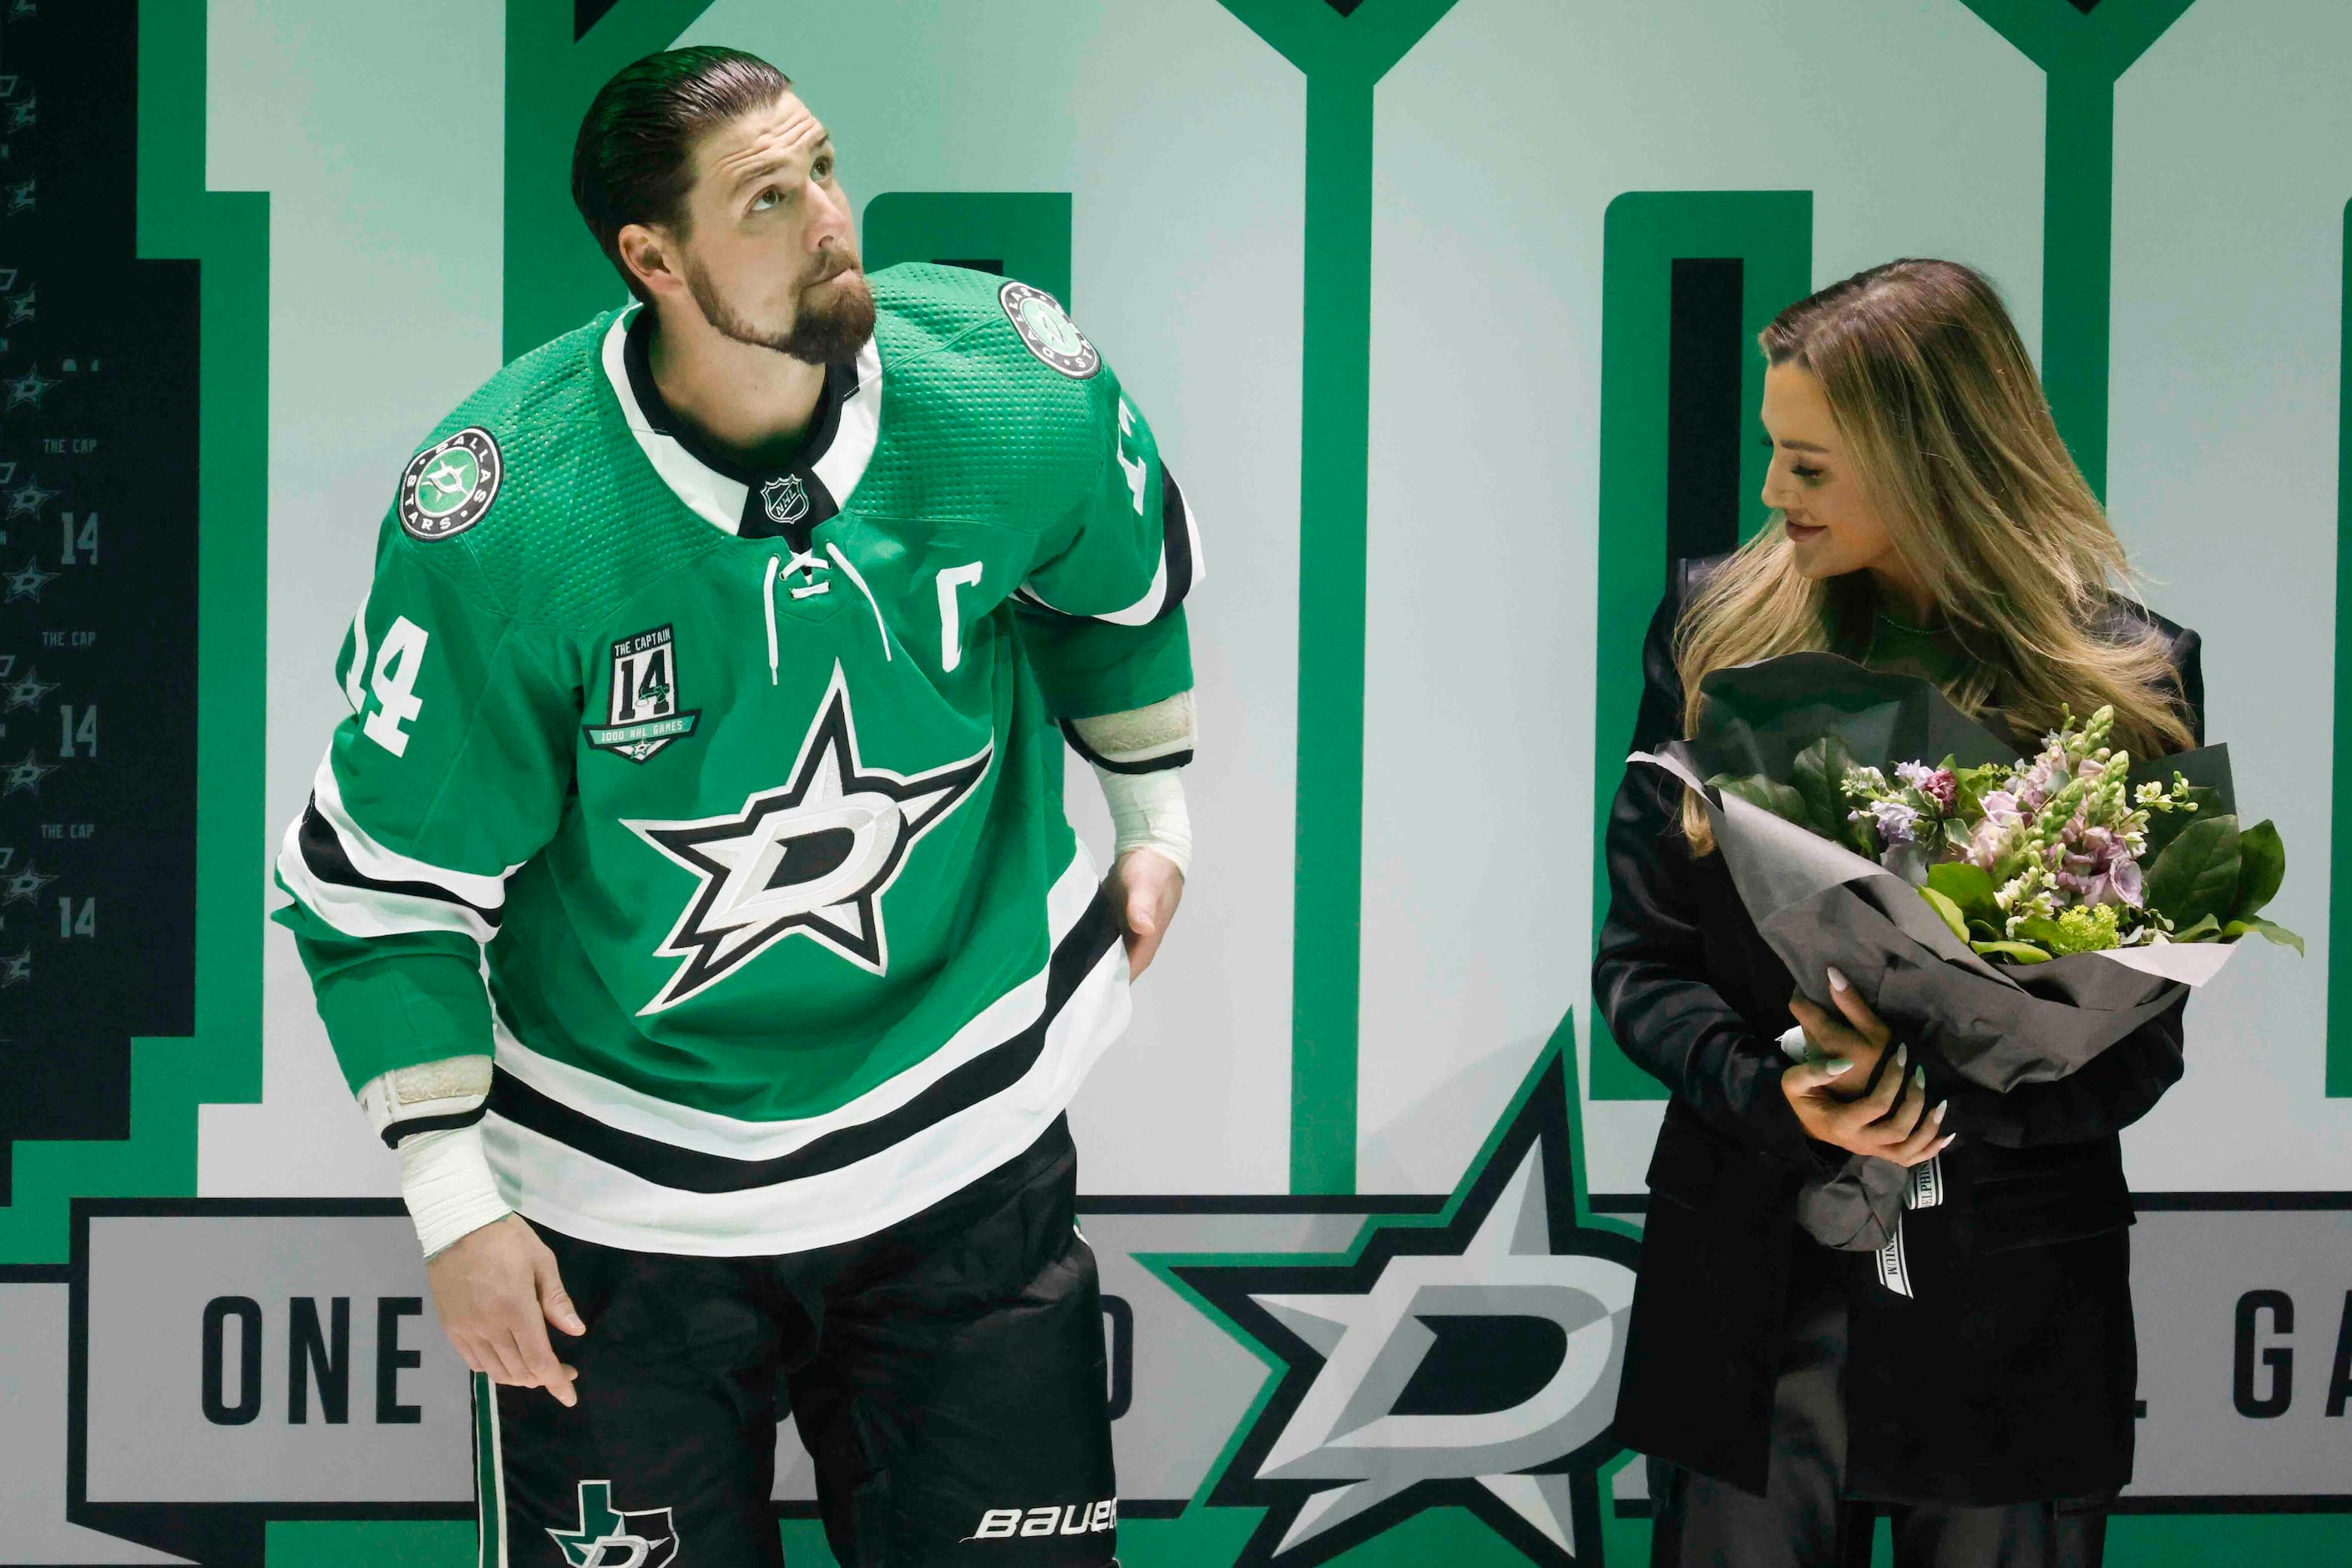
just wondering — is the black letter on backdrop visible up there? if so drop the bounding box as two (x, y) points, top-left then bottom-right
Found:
(290, 1295), (352, 1424)
(1101, 1293), (1134, 1421)
(376, 1296), (424, 1424)
(2326, 1290), (2352, 1419)
(201, 1296), (263, 1425)
(2233, 1289), (2294, 1419)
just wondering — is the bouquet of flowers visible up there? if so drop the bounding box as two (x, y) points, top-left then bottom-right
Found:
(1627, 653), (2297, 1292)
(1708, 699), (2298, 969)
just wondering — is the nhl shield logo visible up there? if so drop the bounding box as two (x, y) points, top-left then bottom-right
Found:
(585, 624), (701, 763)
(999, 279), (1100, 379)
(548, 1480), (680, 1568)
(761, 473), (811, 528)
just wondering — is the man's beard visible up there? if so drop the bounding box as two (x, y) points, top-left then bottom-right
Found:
(683, 252), (875, 367)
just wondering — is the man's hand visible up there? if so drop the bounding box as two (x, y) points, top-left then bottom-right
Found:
(1103, 847), (1185, 979)
(424, 1213), (586, 1407)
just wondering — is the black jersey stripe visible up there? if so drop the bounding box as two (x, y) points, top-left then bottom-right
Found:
(486, 894), (1122, 1192)
(1056, 718), (1192, 776)
(298, 797), (503, 925)
(1156, 463), (1194, 620)
(377, 1102), (489, 1149)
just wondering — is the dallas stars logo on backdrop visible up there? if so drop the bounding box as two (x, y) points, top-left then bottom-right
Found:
(625, 664), (991, 1011)
(1166, 1046), (1640, 1568)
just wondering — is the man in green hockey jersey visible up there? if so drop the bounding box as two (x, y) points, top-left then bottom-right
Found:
(275, 46), (1201, 1567)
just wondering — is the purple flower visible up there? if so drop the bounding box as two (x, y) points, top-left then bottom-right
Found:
(1871, 799), (1924, 844)
(1894, 761), (1957, 813)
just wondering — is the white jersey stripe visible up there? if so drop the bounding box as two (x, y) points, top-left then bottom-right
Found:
(481, 927), (1130, 1257)
(488, 848), (1100, 1163)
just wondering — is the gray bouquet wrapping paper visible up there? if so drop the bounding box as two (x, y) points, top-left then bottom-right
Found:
(1628, 655), (2238, 1292)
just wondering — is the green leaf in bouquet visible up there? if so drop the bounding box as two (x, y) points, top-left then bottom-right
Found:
(1789, 735), (1859, 840)
(2223, 914), (2305, 955)
(1970, 938), (2052, 964)
(2229, 819), (2285, 923)
(2141, 784), (2224, 863)
(1925, 862), (1999, 926)
(2168, 913), (2222, 942)
(2143, 814), (2242, 931)
(2011, 913), (2066, 948)
(1917, 885), (1970, 943)
(1707, 771), (1812, 831)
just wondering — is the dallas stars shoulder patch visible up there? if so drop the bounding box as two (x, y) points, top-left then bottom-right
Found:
(624, 664), (992, 1012)
(586, 625), (701, 762)
(398, 426), (501, 541)
(999, 280), (1100, 379)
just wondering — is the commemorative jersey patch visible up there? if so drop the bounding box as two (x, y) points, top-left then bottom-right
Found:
(397, 427), (501, 541)
(999, 280), (1100, 379)
(585, 625), (701, 761)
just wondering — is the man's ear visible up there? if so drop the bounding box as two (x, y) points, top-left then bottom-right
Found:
(617, 222), (680, 300)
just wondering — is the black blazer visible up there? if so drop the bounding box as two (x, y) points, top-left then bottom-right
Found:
(1596, 555), (2205, 1505)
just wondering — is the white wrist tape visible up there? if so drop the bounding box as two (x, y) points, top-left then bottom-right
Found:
(1094, 764), (1191, 876)
(399, 1120), (513, 1260)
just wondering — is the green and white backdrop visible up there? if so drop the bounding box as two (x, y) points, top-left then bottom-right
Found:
(3, 0), (2349, 1564)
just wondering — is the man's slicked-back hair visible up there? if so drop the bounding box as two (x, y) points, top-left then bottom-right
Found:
(572, 46), (793, 305)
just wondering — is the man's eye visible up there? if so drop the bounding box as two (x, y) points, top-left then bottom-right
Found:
(814, 159), (834, 182)
(751, 188), (781, 213)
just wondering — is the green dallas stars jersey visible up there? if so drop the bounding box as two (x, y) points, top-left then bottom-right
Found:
(273, 265), (1201, 1256)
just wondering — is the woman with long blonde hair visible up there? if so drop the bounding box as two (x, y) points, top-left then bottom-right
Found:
(1596, 259), (2203, 1567)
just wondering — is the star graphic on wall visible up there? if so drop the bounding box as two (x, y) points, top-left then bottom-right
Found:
(0, 947), (29, 987)
(8, 98), (32, 133)
(1166, 1042), (1641, 1568)
(7, 289), (32, 326)
(7, 180), (34, 218)
(4, 363), (53, 408)
(4, 750), (53, 794)
(5, 559), (56, 601)
(625, 664), (991, 1011)
(3, 859), (52, 904)
(3, 665), (53, 711)
(6, 474), (56, 518)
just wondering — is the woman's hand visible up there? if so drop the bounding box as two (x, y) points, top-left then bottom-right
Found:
(1780, 966), (1953, 1165)
(1788, 964), (1894, 1085)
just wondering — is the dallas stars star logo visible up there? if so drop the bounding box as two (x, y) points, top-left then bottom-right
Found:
(625, 665), (991, 1011)
(4, 750), (54, 795)
(0, 947), (28, 988)
(4, 363), (53, 409)
(6, 474), (55, 518)
(5, 559), (55, 602)
(2, 859), (50, 903)
(6, 287), (30, 326)
(4, 665), (53, 711)
(1166, 1043), (1640, 1568)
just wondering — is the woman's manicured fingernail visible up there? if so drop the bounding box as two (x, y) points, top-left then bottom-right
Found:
(1826, 965), (1850, 993)
(1895, 1044), (1908, 1066)
(1824, 1059), (1855, 1076)
(1912, 1066), (1926, 1090)
(1933, 1100), (1949, 1122)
